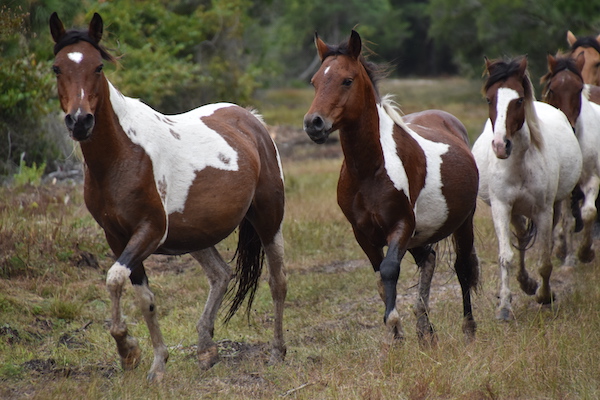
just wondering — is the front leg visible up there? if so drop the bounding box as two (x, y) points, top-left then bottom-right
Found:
(380, 221), (413, 340)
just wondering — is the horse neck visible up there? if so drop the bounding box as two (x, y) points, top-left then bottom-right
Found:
(338, 91), (386, 176)
(79, 78), (135, 174)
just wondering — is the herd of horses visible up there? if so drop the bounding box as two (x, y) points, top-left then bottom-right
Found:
(48, 12), (600, 382)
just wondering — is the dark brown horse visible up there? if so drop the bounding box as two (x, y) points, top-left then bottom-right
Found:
(303, 30), (479, 343)
(49, 12), (286, 382)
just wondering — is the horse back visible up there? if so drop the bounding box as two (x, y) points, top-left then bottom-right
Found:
(403, 109), (471, 146)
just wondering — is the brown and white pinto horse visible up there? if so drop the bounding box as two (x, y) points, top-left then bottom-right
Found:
(49, 13), (286, 382)
(542, 53), (600, 264)
(568, 31), (600, 88)
(472, 57), (582, 320)
(303, 30), (480, 343)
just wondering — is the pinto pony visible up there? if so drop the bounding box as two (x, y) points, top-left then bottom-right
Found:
(49, 12), (287, 382)
(567, 31), (600, 87)
(542, 53), (600, 264)
(303, 30), (480, 343)
(472, 56), (582, 320)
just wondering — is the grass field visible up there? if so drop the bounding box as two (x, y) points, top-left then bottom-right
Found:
(1, 78), (599, 399)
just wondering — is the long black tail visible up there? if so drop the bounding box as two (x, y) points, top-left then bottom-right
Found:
(223, 219), (265, 323)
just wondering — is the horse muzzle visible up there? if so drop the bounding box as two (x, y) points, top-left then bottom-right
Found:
(303, 113), (332, 144)
(65, 111), (95, 141)
(492, 137), (511, 159)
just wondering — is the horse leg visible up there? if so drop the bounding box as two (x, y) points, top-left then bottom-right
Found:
(511, 215), (538, 296)
(263, 228), (287, 364)
(409, 246), (437, 346)
(131, 266), (168, 382)
(533, 210), (555, 304)
(490, 199), (516, 321)
(190, 247), (232, 370)
(106, 261), (142, 371)
(577, 177), (600, 263)
(380, 223), (412, 340)
(554, 199), (577, 267)
(452, 212), (479, 342)
(353, 228), (385, 302)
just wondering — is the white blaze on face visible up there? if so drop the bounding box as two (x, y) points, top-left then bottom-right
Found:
(107, 81), (239, 218)
(67, 52), (84, 64)
(377, 104), (450, 239)
(324, 66), (330, 75)
(494, 88), (519, 138)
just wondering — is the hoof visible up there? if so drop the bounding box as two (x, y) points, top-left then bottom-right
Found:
(147, 370), (165, 383)
(535, 289), (555, 305)
(269, 345), (286, 365)
(462, 318), (477, 343)
(197, 344), (219, 370)
(495, 307), (513, 321)
(578, 247), (595, 264)
(417, 329), (438, 348)
(120, 337), (142, 371)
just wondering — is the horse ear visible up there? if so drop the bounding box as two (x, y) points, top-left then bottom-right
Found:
(483, 56), (493, 75)
(567, 30), (577, 47)
(49, 12), (66, 44)
(517, 56), (528, 77)
(88, 12), (103, 43)
(348, 30), (362, 60)
(547, 53), (557, 73)
(574, 51), (586, 73)
(315, 32), (329, 62)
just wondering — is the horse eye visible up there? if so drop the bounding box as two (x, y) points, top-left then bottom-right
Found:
(342, 78), (353, 87)
(95, 64), (104, 74)
(486, 98), (492, 105)
(52, 66), (61, 75)
(516, 97), (524, 105)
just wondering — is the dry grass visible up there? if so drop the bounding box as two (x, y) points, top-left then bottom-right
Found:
(1, 79), (600, 399)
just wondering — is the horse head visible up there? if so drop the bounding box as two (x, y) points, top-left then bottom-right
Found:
(542, 53), (585, 129)
(483, 56), (533, 159)
(567, 31), (600, 86)
(303, 30), (381, 144)
(50, 12), (114, 141)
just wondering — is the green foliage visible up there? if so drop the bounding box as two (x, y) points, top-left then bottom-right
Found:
(427, 0), (600, 79)
(0, 6), (58, 176)
(13, 158), (47, 187)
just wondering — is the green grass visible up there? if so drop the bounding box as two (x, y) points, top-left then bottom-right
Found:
(1, 79), (599, 399)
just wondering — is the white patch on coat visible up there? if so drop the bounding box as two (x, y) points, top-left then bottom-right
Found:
(107, 81), (239, 218)
(67, 52), (83, 63)
(377, 104), (450, 240)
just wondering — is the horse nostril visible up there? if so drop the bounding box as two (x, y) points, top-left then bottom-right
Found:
(312, 115), (324, 130)
(505, 139), (512, 154)
(65, 114), (75, 130)
(83, 113), (95, 130)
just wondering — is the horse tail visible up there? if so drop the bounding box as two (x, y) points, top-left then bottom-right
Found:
(512, 218), (537, 252)
(223, 218), (265, 323)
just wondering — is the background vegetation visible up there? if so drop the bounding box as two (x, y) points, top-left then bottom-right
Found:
(1, 0), (600, 175)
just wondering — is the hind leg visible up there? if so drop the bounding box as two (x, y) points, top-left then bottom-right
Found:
(533, 210), (555, 305)
(452, 213), (479, 341)
(191, 247), (232, 370)
(263, 228), (287, 364)
(577, 177), (600, 263)
(409, 246), (437, 346)
(511, 215), (538, 296)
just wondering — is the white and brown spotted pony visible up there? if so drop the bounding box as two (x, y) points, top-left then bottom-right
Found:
(472, 56), (582, 320)
(49, 12), (286, 382)
(303, 30), (480, 343)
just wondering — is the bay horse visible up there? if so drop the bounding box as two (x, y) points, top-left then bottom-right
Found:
(542, 53), (600, 264)
(49, 12), (287, 382)
(303, 30), (480, 343)
(472, 56), (582, 321)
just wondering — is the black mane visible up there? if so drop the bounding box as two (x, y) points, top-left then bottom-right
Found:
(53, 29), (115, 62)
(570, 36), (600, 55)
(484, 57), (527, 92)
